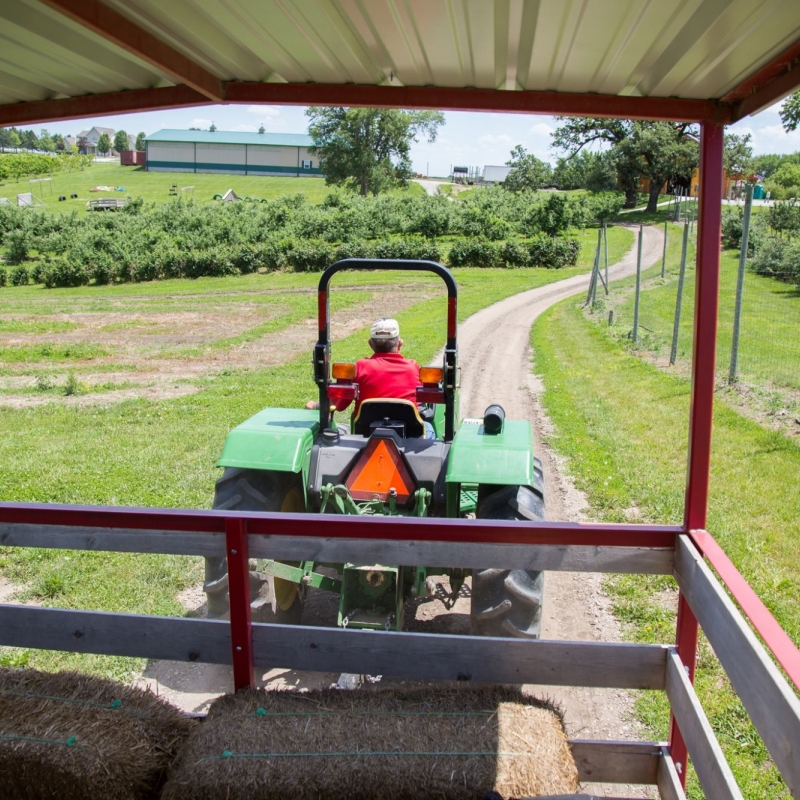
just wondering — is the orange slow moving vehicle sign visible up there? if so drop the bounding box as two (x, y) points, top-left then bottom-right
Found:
(346, 437), (415, 503)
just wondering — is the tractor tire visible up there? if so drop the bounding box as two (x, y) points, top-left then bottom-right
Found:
(470, 485), (545, 639)
(204, 467), (307, 624)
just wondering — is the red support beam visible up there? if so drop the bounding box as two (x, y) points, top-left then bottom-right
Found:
(39, 0), (225, 102)
(0, 85), (209, 127)
(684, 123), (724, 532)
(691, 529), (800, 690)
(0, 500), (679, 548)
(225, 517), (254, 691)
(732, 63), (800, 122)
(225, 81), (733, 124)
(723, 37), (800, 102)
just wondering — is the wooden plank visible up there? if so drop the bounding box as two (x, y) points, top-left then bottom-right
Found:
(0, 605), (230, 665)
(0, 605), (668, 688)
(252, 537), (673, 574)
(252, 626), (668, 688)
(0, 523), (672, 573)
(665, 650), (742, 800)
(569, 739), (661, 785)
(674, 536), (800, 795)
(657, 748), (687, 800)
(0, 523), (225, 557)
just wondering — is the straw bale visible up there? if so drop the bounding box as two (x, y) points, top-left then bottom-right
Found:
(162, 686), (578, 799)
(0, 668), (194, 800)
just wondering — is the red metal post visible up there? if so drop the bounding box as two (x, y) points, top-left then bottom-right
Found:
(670, 121), (725, 785)
(225, 517), (254, 691)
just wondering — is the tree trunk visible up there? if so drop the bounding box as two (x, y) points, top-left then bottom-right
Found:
(360, 176), (368, 197)
(623, 186), (638, 208)
(646, 181), (662, 213)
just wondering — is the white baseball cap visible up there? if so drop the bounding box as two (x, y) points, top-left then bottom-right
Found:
(370, 318), (400, 339)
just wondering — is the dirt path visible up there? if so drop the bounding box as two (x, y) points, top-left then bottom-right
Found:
(136, 225), (663, 793)
(454, 223), (663, 797)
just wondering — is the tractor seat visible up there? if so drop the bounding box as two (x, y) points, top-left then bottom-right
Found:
(353, 399), (425, 439)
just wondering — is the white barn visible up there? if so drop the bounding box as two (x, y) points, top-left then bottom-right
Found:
(144, 129), (321, 177)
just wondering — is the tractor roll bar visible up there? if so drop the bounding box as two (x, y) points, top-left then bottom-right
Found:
(314, 259), (458, 441)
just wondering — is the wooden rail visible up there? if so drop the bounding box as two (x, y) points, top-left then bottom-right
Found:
(0, 514), (798, 799)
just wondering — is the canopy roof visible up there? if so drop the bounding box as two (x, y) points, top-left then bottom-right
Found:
(146, 129), (313, 147)
(1, 0), (800, 125)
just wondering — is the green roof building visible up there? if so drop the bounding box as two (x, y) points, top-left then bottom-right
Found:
(144, 129), (322, 177)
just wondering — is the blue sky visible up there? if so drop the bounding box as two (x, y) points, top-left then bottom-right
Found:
(38, 100), (800, 178)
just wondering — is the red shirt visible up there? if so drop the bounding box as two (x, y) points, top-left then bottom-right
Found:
(334, 352), (420, 415)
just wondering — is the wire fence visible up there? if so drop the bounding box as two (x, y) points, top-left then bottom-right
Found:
(588, 216), (800, 415)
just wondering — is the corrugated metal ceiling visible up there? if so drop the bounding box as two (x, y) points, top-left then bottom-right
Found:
(2, 0), (800, 120)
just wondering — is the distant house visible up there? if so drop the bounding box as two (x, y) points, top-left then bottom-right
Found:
(77, 126), (117, 155)
(144, 129), (322, 176)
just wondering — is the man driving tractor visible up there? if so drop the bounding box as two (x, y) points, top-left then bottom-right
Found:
(306, 318), (433, 437)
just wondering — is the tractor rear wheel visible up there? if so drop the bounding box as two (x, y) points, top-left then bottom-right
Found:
(470, 485), (545, 639)
(204, 468), (306, 624)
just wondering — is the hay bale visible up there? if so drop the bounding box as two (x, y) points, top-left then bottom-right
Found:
(0, 668), (194, 800)
(162, 686), (578, 799)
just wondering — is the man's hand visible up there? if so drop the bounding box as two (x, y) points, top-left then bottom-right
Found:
(305, 400), (319, 410)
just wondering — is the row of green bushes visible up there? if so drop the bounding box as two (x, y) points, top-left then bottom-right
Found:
(1, 188), (621, 263)
(0, 152), (95, 183)
(0, 233), (580, 288)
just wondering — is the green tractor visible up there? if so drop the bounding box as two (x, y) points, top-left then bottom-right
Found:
(204, 259), (545, 638)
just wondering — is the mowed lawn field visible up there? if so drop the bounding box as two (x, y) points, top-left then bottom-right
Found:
(0, 216), (631, 677)
(0, 161), (424, 215)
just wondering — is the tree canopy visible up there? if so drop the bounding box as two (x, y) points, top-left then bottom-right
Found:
(135, 132), (146, 150)
(551, 118), (698, 211)
(96, 133), (111, 155)
(306, 107), (444, 196)
(780, 92), (800, 132)
(502, 145), (552, 192)
(113, 130), (130, 153)
(723, 132), (753, 179)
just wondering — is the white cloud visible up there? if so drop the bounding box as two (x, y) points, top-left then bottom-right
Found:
(478, 133), (512, 145)
(530, 122), (554, 136)
(246, 105), (282, 116)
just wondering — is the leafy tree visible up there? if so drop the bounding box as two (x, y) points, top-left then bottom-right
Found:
(768, 162), (800, 189)
(779, 92), (800, 132)
(113, 130), (130, 153)
(52, 133), (66, 151)
(97, 133), (111, 156)
(723, 133), (753, 179)
(612, 122), (698, 212)
(502, 145), (552, 192)
(38, 129), (55, 153)
(134, 132), (146, 150)
(552, 151), (616, 191)
(306, 107), (444, 196)
(551, 118), (698, 210)
(751, 154), (782, 181)
(0, 128), (14, 152)
(19, 129), (39, 151)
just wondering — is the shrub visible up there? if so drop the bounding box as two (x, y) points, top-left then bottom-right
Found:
(750, 237), (800, 283)
(0, 269), (7, 287)
(30, 262), (45, 284)
(528, 236), (580, 268)
(42, 256), (90, 288)
(285, 240), (336, 272)
(3, 230), (29, 264)
(447, 239), (500, 268)
(9, 265), (30, 286)
(500, 241), (530, 267)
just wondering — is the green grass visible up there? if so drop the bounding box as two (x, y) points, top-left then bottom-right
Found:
(0, 253), (620, 678)
(0, 162), (424, 215)
(572, 224), (634, 271)
(0, 343), (108, 362)
(531, 296), (798, 799)
(605, 241), (800, 392)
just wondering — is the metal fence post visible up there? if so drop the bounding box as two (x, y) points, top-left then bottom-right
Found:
(604, 221), (609, 291)
(729, 183), (754, 383)
(661, 218), (668, 278)
(670, 223), (690, 365)
(632, 224), (643, 344)
(586, 228), (601, 306)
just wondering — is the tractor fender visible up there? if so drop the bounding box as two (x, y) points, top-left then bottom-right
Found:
(445, 417), (537, 491)
(216, 408), (319, 492)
